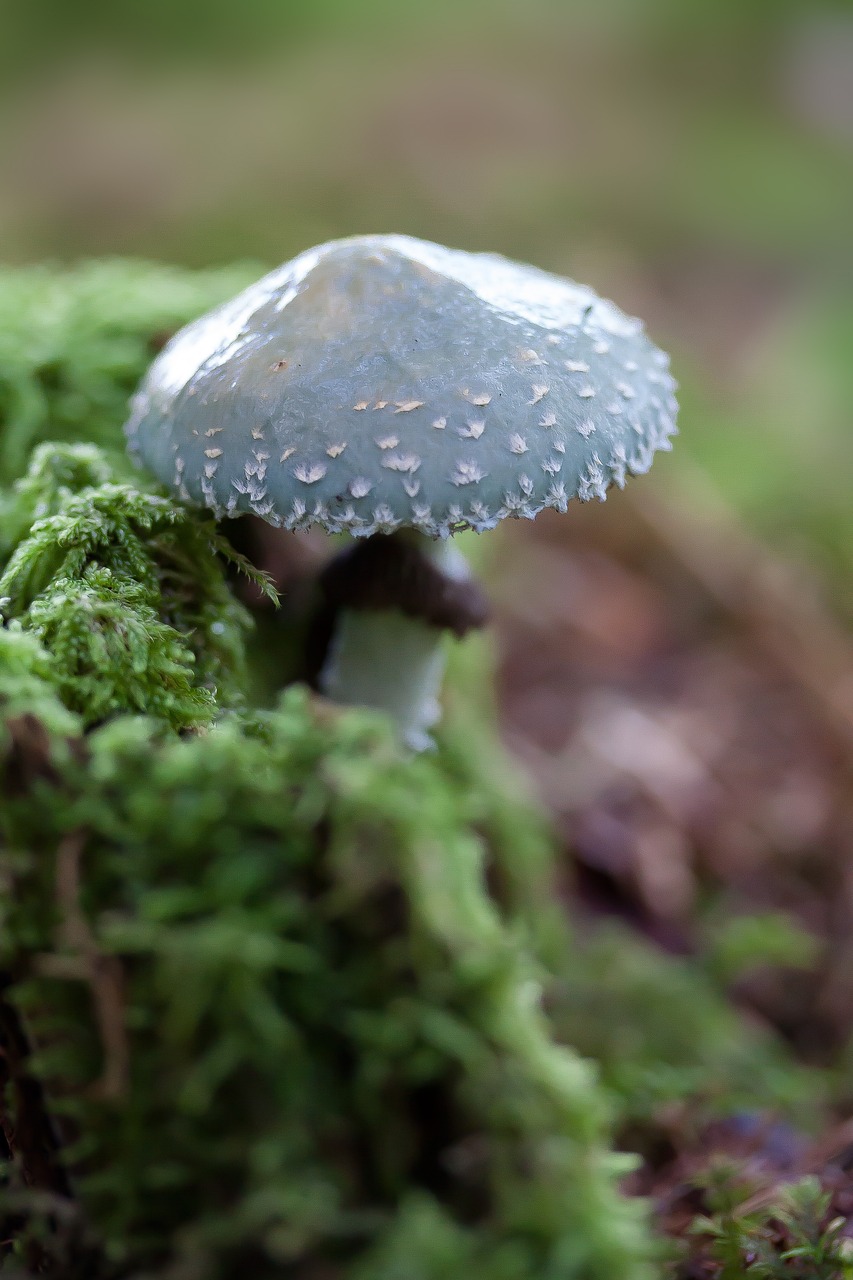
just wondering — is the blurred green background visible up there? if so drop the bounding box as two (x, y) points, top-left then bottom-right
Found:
(1, 0), (851, 570)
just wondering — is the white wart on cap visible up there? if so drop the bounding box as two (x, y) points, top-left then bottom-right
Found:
(126, 234), (678, 538)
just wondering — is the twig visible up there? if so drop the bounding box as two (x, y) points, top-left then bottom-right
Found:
(52, 830), (130, 1101)
(0, 975), (71, 1198)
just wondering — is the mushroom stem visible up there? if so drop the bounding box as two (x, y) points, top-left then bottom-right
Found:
(319, 607), (447, 751)
(317, 535), (480, 751)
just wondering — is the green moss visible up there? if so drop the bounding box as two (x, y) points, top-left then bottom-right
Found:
(549, 925), (824, 1128)
(688, 1173), (853, 1279)
(0, 688), (654, 1280)
(0, 259), (273, 729)
(0, 443), (272, 729)
(0, 626), (81, 737)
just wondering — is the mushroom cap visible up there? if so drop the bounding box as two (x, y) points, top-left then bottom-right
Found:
(125, 235), (677, 538)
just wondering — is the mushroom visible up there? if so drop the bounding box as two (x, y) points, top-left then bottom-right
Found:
(125, 235), (677, 749)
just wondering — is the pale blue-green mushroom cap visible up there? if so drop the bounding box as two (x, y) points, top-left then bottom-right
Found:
(125, 235), (678, 538)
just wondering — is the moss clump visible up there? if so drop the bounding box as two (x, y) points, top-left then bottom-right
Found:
(0, 687), (654, 1280)
(686, 1172), (853, 1279)
(548, 924), (823, 1130)
(0, 443), (272, 729)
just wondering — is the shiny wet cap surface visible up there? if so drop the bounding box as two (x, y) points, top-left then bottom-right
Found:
(126, 234), (678, 537)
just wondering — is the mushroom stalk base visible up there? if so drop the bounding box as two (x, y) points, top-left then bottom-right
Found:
(317, 537), (470, 751)
(319, 609), (446, 752)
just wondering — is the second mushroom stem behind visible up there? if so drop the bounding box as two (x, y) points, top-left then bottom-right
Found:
(316, 531), (489, 751)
